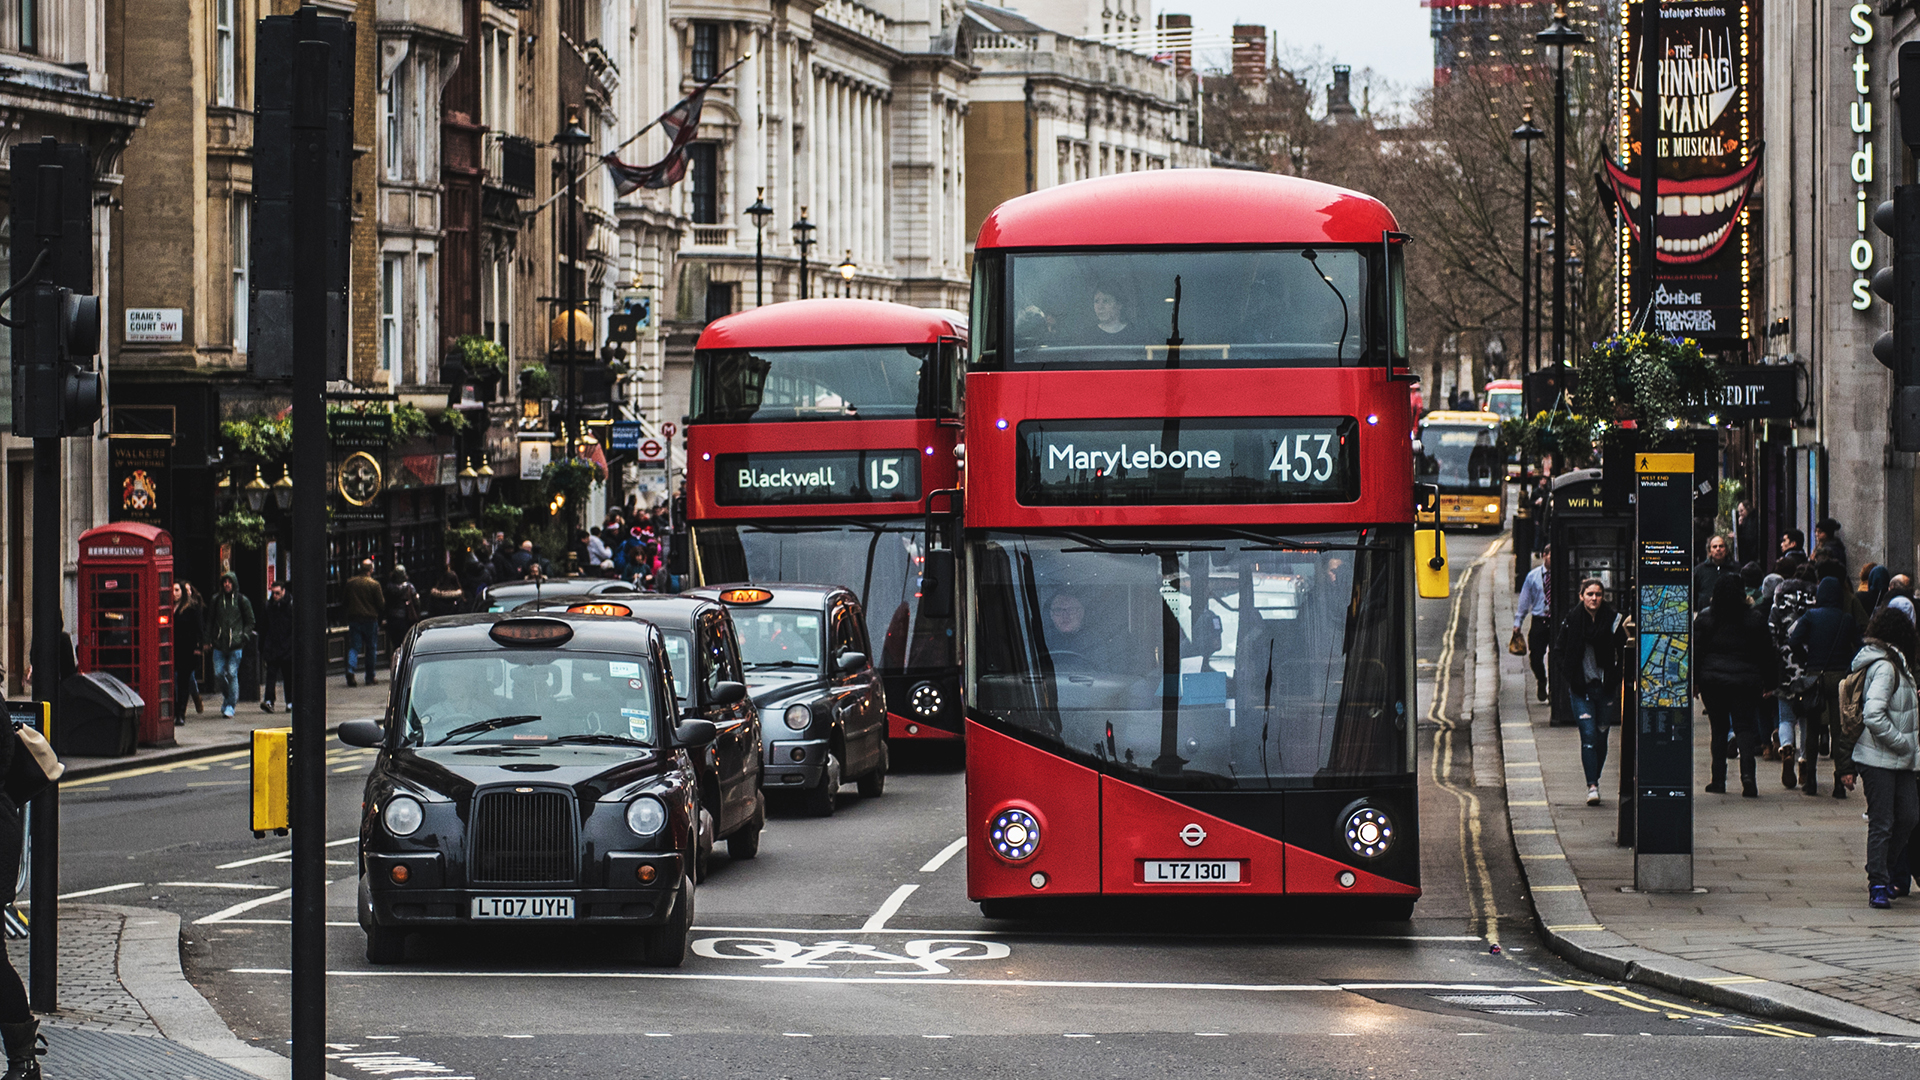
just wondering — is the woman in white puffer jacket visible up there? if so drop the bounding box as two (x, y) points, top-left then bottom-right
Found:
(1845, 606), (1920, 909)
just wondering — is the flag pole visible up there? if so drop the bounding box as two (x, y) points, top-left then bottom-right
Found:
(526, 53), (751, 219)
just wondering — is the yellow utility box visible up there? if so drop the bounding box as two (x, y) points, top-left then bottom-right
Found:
(251, 727), (291, 837)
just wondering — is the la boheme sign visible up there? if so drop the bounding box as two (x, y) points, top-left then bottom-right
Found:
(714, 450), (922, 506)
(1016, 417), (1359, 506)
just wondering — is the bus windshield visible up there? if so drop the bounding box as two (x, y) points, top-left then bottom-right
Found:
(970, 529), (1410, 789)
(693, 521), (956, 673)
(1414, 422), (1501, 493)
(1000, 248), (1370, 368)
(692, 344), (944, 423)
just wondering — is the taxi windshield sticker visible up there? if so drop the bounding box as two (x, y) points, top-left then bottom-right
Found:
(798, 615), (819, 631)
(608, 662), (640, 677)
(622, 707), (651, 741)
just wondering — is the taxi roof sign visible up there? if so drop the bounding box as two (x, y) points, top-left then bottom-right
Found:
(719, 587), (775, 605)
(568, 602), (633, 617)
(488, 618), (576, 646)
(1635, 453), (1693, 473)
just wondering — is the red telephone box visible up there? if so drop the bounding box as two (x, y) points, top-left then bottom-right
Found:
(77, 524), (175, 745)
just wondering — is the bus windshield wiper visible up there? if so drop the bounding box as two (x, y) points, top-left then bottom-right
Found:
(1210, 527), (1367, 552)
(1058, 532), (1222, 555)
(433, 715), (543, 745)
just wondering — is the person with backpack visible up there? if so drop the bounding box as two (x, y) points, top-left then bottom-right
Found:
(1769, 563), (1820, 788)
(1789, 576), (1863, 796)
(1839, 606), (1920, 908)
(1554, 577), (1626, 807)
(1695, 575), (1779, 797)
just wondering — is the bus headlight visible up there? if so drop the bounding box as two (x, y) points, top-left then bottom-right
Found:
(783, 704), (812, 731)
(1342, 805), (1395, 860)
(988, 807), (1041, 863)
(383, 795), (423, 837)
(908, 682), (943, 718)
(1484, 503), (1501, 514)
(626, 795), (667, 836)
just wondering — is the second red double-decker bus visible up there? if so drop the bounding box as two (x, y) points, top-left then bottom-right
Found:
(962, 171), (1422, 916)
(685, 299), (969, 744)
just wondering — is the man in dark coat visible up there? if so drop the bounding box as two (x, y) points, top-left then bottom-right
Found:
(1788, 576), (1865, 796)
(258, 579), (293, 713)
(1693, 534), (1740, 611)
(343, 559), (384, 687)
(206, 571), (255, 718)
(1694, 575), (1779, 796)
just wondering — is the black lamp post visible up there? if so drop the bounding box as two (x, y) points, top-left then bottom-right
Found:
(1530, 206), (1550, 376)
(1511, 103), (1544, 375)
(1565, 252), (1584, 347)
(555, 106), (592, 463)
(834, 250), (856, 298)
(1535, 4), (1585, 371)
(791, 207), (817, 299)
(745, 187), (774, 307)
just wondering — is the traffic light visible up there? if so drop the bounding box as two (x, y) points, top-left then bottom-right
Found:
(1878, 42), (1920, 452)
(8, 138), (101, 438)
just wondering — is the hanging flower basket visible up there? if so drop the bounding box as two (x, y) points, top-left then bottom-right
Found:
(1570, 332), (1724, 434)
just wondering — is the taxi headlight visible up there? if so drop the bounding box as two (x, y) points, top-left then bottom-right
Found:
(382, 795), (424, 837)
(783, 704), (812, 731)
(626, 795), (667, 836)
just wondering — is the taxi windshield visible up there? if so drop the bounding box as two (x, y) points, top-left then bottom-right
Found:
(732, 608), (822, 670)
(398, 652), (660, 746)
(662, 631), (692, 703)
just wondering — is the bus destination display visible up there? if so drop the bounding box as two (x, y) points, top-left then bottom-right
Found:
(1016, 417), (1358, 505)
(714, 450), (922, 506)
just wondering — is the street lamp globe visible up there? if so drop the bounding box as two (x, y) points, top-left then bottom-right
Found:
(244, 467), (271, 512)
(555, 107), (591, 173)
(1534, 4), (1586, 71)
(272, 465), (294, 510)
(1510, 102), (1543, 144)
(476, 460), (494, 496)
(745, 187), (774, 230)
(1529, 204), (1551, 237)
(835, 250), (857, 282)
(790, 208), (816, 248)
(458, 462), (478, 498)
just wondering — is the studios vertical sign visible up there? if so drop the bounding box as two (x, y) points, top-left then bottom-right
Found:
(1848, 3), (1878, 311)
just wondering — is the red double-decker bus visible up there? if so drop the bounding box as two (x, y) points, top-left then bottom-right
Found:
(685, 299), (969, 743)
(962, 171), (1423, 916)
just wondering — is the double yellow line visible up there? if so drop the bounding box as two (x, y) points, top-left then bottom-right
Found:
(1549, 980), (1813, 1038)
(1429, 536), (1506, 947)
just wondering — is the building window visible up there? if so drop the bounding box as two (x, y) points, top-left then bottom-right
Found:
(215, 0), (236, 105)
(703, 280), (733, 324)
(481, 26), (513, 132)
(414, 59), (430, 178)
(16, 0), (34, 53)
(380, 256), (400, 370)
(688, 143), (718, 224)
(383, 76), (399, 179)
(415, 253), (435, 383)
(231, 197), (250, 350)
(691, 22), (719, 81)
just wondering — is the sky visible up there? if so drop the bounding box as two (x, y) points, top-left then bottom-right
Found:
(1156, 0), (1437, 116)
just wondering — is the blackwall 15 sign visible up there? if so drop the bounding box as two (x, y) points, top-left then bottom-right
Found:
(1606, 0), (1758, 341)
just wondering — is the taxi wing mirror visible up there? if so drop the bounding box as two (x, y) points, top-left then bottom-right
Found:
(1414, 483), (1450, 599)
(673, 718), (719, 748)
(834, 651), (868, 675)
(706, 680), (746, 707)
(338, 719), (385, 748)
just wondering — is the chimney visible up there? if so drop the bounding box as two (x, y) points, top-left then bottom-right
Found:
(1157, 12), (1192, 77)
(1231, 24), (1266, 85)
(1325, 64), (1360, 123)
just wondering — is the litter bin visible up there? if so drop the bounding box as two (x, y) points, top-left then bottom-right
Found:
(54, 671), (144, 758)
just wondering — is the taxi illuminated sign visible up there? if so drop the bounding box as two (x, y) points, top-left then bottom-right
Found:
(567, 602), (633, 617)
(719, 588), (775, 605)
(488, 618), (576, 646)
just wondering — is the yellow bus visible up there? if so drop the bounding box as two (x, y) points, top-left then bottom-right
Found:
(1414, 411), (1505, 532)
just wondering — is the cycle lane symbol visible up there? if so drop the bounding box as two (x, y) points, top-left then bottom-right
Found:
(691, 936), (1012, 975)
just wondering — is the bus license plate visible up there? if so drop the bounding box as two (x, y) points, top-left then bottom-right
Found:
(1142, 860), (1241, 884)
(470, 896), (574, 920)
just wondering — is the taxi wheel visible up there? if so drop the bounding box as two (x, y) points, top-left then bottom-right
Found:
(695, 807), (715, 881)
(365, 925), (405, 965)
(727, 821), (761, 860)
(642, 877), (694, 967)
(856, 742), (888, 799)
(801, 752), (842, 818)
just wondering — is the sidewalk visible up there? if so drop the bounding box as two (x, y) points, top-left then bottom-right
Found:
(1488, 555), (1920, 1036)
(3, 904), (344, 1079)
(60, 678), (392, 781)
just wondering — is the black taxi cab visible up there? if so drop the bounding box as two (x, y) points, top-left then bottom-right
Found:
(338, 612), (737, 967)
(689, 584), (888, 817)
(516, 593), (764, 872)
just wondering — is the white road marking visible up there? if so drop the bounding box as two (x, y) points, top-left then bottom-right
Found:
(197, 888), (294, 924)
(918, 837), (966, 874)
(58, 882), (143, 899)
(208, 920), (360, 926)
(217, 836), (357, 869)
(156, 882), (279, 890)
(861, 885), (919, 932)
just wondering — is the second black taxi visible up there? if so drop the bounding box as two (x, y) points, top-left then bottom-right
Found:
(339, 612), (738, 966)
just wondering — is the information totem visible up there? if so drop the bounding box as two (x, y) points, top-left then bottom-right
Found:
(1633, 452), (1694, 892)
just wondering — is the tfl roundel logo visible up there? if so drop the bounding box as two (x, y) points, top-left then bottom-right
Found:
(1179, 823), (1207, 848)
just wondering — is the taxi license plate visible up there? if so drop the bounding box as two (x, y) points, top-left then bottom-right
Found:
(470, 896), (574, 920)
(1142, 860), (1241, 884)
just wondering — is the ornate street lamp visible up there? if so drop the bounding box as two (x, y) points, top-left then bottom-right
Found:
(1535, 4), (1585, 371)
(791, 207), (817, 299)
(244, 466), (271, 512)
(554, 106), (592, 462)
(1510, 103), (1544, 375)
(834, 250), (857, 297)
(1530, 206), (1550, 377)
(272, 465), (294, 511)
(458, 461), (478, 498)
(744, 187), (774, 307)
(476, 459), (494, 496)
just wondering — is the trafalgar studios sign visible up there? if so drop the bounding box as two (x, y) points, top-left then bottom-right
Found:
(1848, 3), (1879, 311)
(1605, 0), (1758, 340)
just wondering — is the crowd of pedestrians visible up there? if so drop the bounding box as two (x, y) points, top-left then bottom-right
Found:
(1515, 516), (1920, 908)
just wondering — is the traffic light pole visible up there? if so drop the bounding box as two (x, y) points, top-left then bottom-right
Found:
(27, 434), (57, 1011)
(288, 33), (331, 1080)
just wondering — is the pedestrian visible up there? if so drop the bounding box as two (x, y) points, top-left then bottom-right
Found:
(1865, 564), (1893, 611)
(1693, 534), (1740, 611)
(511, 540), (535, 578)
(427, 571), (465, 618)
(1769, 563), (1819, 784)
(1741, 561), (1764, 605)
(1554, 578), (1626, 807)
(1735, 499), (1759, 564)
(383, 566), (420, 659)
(1840, 605), (1920, 909)
(1789, 576), (1864, 796)
(1814, 517), (1849, 569)
(0, 717), (43, 1078)
(171, 581), (204, 721)
(1779, 528), (1807, 566)
(1513, 544), (1551, 703)
(1527, 475), (1551, 554)
(258, 579), (293, 714)
(457, 548), (487, 602)
(488, 535), (517, 583)
(343, 558), (384, 687)
(1694, 575), (1778, 797)
(587, 526), (611, 569)
(206, 571), (255, 718)
(1891, 574), (1915, 603)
